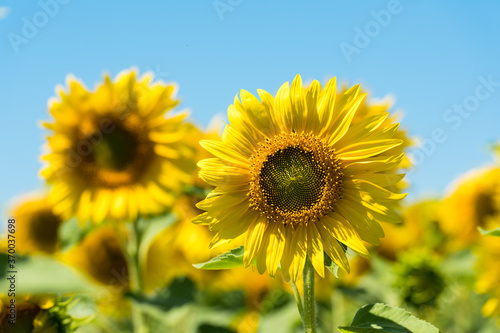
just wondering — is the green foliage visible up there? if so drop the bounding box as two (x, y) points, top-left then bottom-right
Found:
(59, 217), (93, 252)
(478, 227), (500, 237)
(129, 276), (197, 312)
(193, 246), (244, 270)
(338, 303), (441, 333)
(136, 212), (177, 267)
(0, 255), (96, 295)
(45, 296), (95, 332)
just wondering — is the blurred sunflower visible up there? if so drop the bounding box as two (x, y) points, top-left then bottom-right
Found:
(378, 200), (441, 261)
(0, 296), (87, 333)
(337, 255), (371, 287)
(8, 194), (62, 254)
(63, 226), (128, 288)
(41, 69), (193, 224)
(438, 167), (500, 249)
(195, 74), (406, 282)
(61, 226), (130, 318)
(394, 250), (446, 309)
(476, 236), (500, 324)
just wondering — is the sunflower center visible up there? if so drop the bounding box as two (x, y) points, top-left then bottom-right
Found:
(92, 126), (138, 171)
(79, 115), (155, 188)
(249, 132), (344, 225)
(83, 229), (129, 287)
(475, 192), (498, 226)
(0, 303), (40, 332)
(260, 147), (326, 213)
(30, 210), (61, 253)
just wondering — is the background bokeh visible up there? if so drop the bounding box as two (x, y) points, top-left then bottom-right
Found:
(2, 0), (500, 220)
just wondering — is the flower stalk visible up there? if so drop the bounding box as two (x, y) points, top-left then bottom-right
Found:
(303, 256), (317, 333)
(116, 219), (147, 333)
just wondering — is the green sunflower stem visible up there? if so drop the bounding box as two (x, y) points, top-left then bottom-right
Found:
(303, 257), (317, 333)
(122, 219), (147, 333)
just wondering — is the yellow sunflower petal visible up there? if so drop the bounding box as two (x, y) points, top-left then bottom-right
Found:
(244, 217), (267, 267)
(200, 140), (249, 167)
(265, 222), (286, 277)
(337, 139), (403, 160)
(307, 222), (325, 277)
(322, 212), (369, 257)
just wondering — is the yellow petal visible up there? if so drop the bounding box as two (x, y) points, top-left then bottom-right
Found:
(327, 94), (366, 145)
(290, 74), (307, 132)
(243, 217), (267, 267)
(344, 154), (404, 175)
(266, 222), (286, 277)
(322, 213), (369, 257)
(289, 224), (307, 282)
(307, 222), (325, 278)
(336, 197), (384, 246)
(196, 192), (248, 212)
(239, 89), (273, 137)
(356, 173), (405, 188)
(349, 179), (407, 201)
(200, 140), (249, 168)
(222, 125), (258, 156)
(280, 226), (295, 282)
(336, 112), (389, 146)
(337, 139), (403, 160)
(316, 222), (350, 273)
(274, 81), (292, 132)
(192, 212), (213, 225)
(92, 190), (111, 224)
(316, 77), (338, 132)
(305, 80), (322, 132)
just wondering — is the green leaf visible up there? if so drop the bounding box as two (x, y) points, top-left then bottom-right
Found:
(324, 253), (339, 278)
(59, 217), (93, 252)
(0, 255), (96, 295)
(193, 246), (244, 270)
(137, 212), (177, 268)
(478, 227), (500, 237)
(129, 276), (196, 312)
(338, 303), (441, 333)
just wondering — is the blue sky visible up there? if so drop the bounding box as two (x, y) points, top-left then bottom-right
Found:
(1, 0), (500, 218)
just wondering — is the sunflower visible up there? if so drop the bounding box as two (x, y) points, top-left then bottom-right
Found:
(438, 166), (500, 249)
(378, 200), (441, 261)
(63, 226), (128, 288)
(394, 249), (446, 309)
(8, 194), (62, 254)
(0, 296), (84, 333)
(194, 74), (406, 281)
(476, 235), (500, 324)
(0, 299), (48, 333)
(41, 69), (194, 224)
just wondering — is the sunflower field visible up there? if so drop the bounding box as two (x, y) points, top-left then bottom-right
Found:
(1, 2), (500, 333)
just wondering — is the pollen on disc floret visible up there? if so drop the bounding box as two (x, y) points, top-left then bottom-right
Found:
(248, 131), (344, 226)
